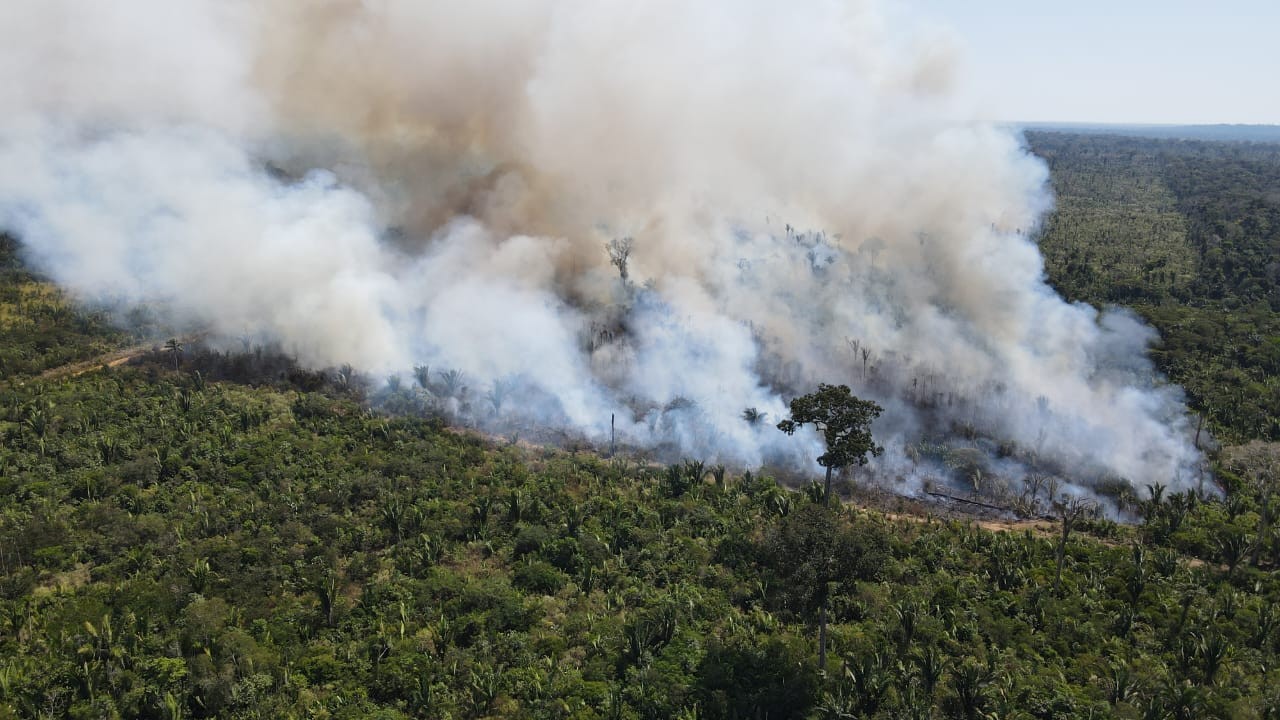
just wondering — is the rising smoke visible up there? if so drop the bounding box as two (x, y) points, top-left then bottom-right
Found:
(0, 0), (1204, 500)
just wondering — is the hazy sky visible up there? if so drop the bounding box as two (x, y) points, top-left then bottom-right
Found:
(911, 0), (1279, 124)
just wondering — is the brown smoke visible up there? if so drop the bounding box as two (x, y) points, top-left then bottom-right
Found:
(0, 0), (1205, 498)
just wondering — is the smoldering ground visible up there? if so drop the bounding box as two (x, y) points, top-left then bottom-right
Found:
(0, 0), (1206, 505)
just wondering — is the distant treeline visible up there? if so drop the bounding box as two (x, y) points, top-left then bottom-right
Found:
(1022, 123), (1280, 144)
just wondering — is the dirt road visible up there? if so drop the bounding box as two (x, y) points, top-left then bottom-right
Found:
(36, 342), (156, 381)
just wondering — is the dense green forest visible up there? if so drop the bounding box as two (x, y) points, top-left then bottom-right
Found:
(1027, 132), (1280, 443)
(2, 133), (1280, 719)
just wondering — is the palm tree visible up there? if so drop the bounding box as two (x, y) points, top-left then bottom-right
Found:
(486, 378), (512, 415)
(437, 369), (466, 399)
(162, 691), (185, 720)
(844, 648), (890, 715)
(1106, 662), (1137, 706)
(1197, 631), (1231, 685)
(316, 571), (340, 627)
(1216, 531), (1250, 578)
(187, 557), (215, 594)
(913, 645), (946, 699)
(163, 338), (184, 369)
(946, 660), (991, 720)
(413, 365), (431, 392)
(22, 406), (49, 439)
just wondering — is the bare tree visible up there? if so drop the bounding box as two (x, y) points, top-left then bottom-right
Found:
(1019, 473), (1049, 516)
(605, 236), (635, 286)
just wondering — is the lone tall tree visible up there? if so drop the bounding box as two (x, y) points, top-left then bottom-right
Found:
(778, 383), (883, 507)
(163, 338), (184, 370)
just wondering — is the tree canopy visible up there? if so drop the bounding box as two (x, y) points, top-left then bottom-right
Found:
(778, 383), (884, 471)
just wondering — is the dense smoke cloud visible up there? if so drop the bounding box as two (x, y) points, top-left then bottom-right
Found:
(0, 0), (1204, 497)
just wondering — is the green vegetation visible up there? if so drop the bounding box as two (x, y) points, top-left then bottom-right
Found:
(2, 358), (1279, 719)
(1028, 132), (1280, 443)
(0, 235), (127, 379)
(0, 132), (1278, 718)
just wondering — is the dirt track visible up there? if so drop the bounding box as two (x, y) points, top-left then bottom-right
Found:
(37, 342), (156, 381)
(860, 505), (1057, 537)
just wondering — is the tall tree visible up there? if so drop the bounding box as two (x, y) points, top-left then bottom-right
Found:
(163, 337), (184, 370)
(776, 383), (883, 671)
(760, 504), (887, 673)
(1053, 496), (1098, 595)
(778, 383), (883, 506)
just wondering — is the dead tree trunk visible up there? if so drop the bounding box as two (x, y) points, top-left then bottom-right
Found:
(818, 599), (828, 670)
(824, 464), (834, 507)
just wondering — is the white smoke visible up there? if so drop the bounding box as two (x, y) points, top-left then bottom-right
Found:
(0, 0), (1203, 494)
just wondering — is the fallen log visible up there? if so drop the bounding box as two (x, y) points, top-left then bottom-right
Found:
(924, 491), (1012, 514)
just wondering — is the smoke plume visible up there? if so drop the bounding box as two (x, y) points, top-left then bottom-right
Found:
(0, 0), (1204, 499)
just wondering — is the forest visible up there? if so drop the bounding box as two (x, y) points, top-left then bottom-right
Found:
(1027, 132), (1280, 443)
(1, 131), (1279, 719)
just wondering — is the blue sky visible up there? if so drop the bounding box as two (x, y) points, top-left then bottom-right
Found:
(910, 0), (1279, 124)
